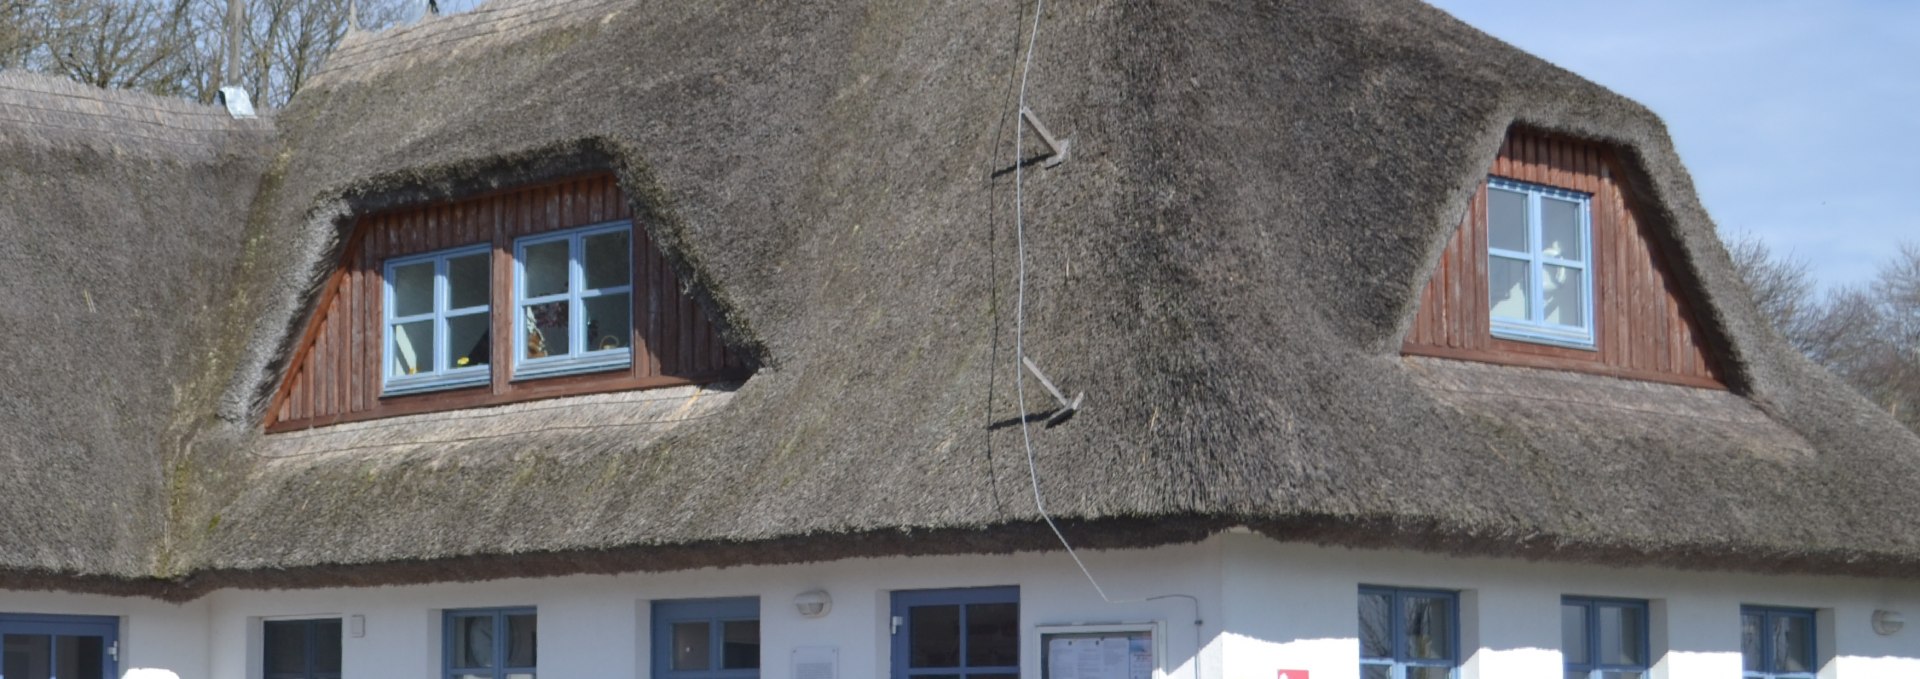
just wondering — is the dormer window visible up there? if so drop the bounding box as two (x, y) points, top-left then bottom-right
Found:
(266, 174), (749, 432)
(384, 245), (492, 395)
(514, 223), (633, 379)
(1403, 129), (1725, 389)
(1487, 177), (1593, 349)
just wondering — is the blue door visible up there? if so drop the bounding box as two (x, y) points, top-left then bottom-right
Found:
(0, 613), (118, 679)
(890, 587), (1019, 679)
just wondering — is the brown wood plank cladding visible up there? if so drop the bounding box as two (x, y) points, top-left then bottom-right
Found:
(1403, 129), (1725, 389)
(266, 173), (748, 432)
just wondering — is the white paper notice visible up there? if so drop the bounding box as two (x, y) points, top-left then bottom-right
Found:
(1128, 636), (1153, 679)
(792, 646), (837, 679)
(1046, 635), (1155, 679)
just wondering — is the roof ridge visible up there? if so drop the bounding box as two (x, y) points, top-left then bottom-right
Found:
(316, 0), (623, 85)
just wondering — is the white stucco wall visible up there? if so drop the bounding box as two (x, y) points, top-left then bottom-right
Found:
(201, 541), (1222, 679)
(1218, 533), (1920, 679)
(7, 534), (1920, 679)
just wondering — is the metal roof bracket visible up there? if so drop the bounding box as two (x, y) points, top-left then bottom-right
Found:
(1022, 356), (1084, 425)
(1020, 107), (1070, 168)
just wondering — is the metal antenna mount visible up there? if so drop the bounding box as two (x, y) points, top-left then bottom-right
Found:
(1020, 107), (1070, 168)
(1022, 356), (1084, 425)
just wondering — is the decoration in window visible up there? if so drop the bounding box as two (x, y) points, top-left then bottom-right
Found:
(384, 245), (492, 395)
(514, 222), (633, 379)
(445, 608), (536, 679)
(1359, 586), (1457, 679)
(1741, 606), (1816, 679)
(1562, 597), (1648, 679)
(1487, 177), (1594, 349)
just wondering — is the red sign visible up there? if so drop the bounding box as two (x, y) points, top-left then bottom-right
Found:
(1276, 672), (1309, 679)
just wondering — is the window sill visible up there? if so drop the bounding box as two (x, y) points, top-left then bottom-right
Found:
(381, 371), (491, 397)
(1491, 324), (1596, 352)
(513, 353), (633, 381)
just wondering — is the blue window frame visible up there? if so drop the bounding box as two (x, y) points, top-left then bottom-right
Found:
(890, 586), (1019, 679)
(444, 607), (536, 679)
(0, 612), (119, 679)
(652, 598), (760, 679)
(1562, 597), (1648, 679)
(1741, 606), (1817, 679)
(264, 618), (342, 679)
(383, 244), (492, 395)
(1359, 586), (1458, 679)
(1486, 177), (1595, 349)
(513, 221), (634, 379)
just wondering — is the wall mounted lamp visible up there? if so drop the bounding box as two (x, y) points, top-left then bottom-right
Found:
(794, 590), (833, 619)
(1873, 609), (1904, 636)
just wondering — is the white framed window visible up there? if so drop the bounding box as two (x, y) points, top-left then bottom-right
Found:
(383, 244), (492, 395)
(513, 221), (633, 379)
(1487, 177), (1594, 349)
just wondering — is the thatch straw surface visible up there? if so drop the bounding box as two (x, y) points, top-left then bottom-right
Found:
(3, 0), (1918, 598)
(0, 72), (274, 579)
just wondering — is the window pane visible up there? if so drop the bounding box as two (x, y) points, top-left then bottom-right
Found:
(1541, 197), (1582, 260)
(721, 620), (759, 670)
(314, 620), (342, 673)
(523, 239), (571, 298)
(448, 313), (491, 369)
(1361, 666), (1391, 679)
(1562, 604), (1589, 666)
(506, 613), (536, 668)
(584, 230), (630, 290)
(452, 615), (494, 669)
(523, 302), (569, 359)
(1774, 615), (1814, 672)
(1489, 256), (1531, 321)
(1600, 672), (1645, 679)
(391, 261), (434, 317)
(1404, 595), (1452, 661)
(4, 634), (51, 679)
(448, 252), (491, 310)
(671, 621), (710, 671)
(55, 635), (102, 679)
(1566, 673), (1586, 679)
(1407, 666), (1452, 679)
(908, 604), (961, 668)
(1359, 592), (1393, 659)
(263, 621), (307, 674)
(966, 602), (1019, 667)
(1489, 187), (1528, 252)
(582, 294), (631, 353)
(392, 319), (434, 376)
(1741, 613), (1762, 671)
(1599, 605), (1642, 666)
(1542, 264), (1585, 328)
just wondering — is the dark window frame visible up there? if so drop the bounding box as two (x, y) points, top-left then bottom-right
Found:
(443, 607), (536, 679)
(1560, 596), (1649, 679)
(1741, 606), (1817, 679)
(263, 618), (342, 679)
(651, 597), (761, 679)
(1358, 586), (1459, 679)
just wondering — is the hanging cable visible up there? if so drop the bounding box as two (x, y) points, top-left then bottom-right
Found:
(1007, 3), (1205, 673)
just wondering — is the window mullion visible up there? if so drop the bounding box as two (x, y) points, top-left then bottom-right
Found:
(571, 233), (587, 358)
(1529, 192), (1546, 327)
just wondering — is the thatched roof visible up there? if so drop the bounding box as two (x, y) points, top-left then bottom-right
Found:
(3, 0), (1918, 599)
(0, 72), (274, 582)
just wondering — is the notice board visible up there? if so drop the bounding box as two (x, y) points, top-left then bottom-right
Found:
(1038, 623), (1158, 679)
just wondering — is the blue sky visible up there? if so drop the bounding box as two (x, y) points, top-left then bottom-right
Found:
(1425, 0), (1920, 291)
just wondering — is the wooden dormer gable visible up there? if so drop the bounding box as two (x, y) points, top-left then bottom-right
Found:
(266, 173), (749, 432)
(1403, 128), (1727, 389)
